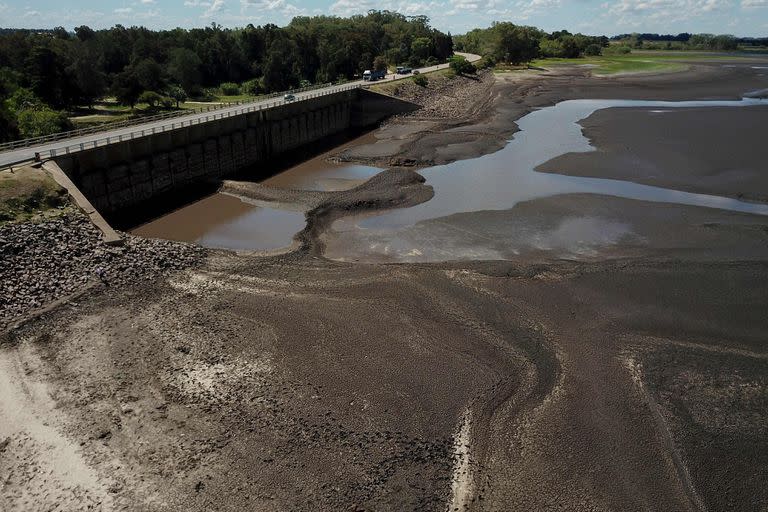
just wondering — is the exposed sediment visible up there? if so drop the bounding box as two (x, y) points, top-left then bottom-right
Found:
(2, 57), (768, 511)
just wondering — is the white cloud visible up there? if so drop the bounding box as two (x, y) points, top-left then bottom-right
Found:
(601, 0), (733, 27)
(114, 7), (133, 13)
(742, 0), (768, 6)
(23, 9), (40, 17)
(242, 0), (306, 16)
(203, 0), (225, 16)
(140, 0), (156, 4)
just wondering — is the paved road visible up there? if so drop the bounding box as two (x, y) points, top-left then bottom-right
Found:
(0, 53), (480, 169)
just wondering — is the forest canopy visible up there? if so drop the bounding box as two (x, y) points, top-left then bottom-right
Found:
(0, 11), (453, 141)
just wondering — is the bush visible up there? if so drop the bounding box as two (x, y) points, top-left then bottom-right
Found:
(604, 45), (632, 55)
(219, 82), (241, 95)
(242, 78), (262, 95)
(160, 97), (174, 109)
(478, 55), (496, 69)
(16, 107), (72, 138)
(138, 91), (163, 108)
(413, 74), (429, 87)
(449, 55), (477, 75)
(584, 44), (602, 56)
(166, 85), (188, 107)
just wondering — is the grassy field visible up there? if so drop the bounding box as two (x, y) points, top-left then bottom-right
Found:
(530, 54), (688, 75)
(68, 94), (260, 128)
(0, 166), (66, 224)
(530, 51), (758, 76)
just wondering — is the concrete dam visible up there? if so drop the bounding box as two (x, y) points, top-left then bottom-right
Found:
(51, 88), (418, 221)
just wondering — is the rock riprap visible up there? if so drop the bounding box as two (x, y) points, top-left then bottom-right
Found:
(0, 210), (205, 328)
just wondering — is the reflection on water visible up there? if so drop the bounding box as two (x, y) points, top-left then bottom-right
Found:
(132, 161), (379, 250)
(326, 98), (768, 262)
(132, 193), (306, 251)
(262, 163), (381, 191)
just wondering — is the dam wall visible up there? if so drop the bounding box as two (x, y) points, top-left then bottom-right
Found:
(53, 88), (417, 216)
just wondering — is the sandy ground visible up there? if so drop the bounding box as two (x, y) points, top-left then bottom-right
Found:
(2, 57), (768, 511)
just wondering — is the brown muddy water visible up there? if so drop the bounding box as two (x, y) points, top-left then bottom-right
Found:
(134, 98), (768, 258)
(130, 133), (381, 251)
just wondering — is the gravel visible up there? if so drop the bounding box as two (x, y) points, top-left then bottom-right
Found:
(386, 69), (495, 120)
(0, 209), (205, 329)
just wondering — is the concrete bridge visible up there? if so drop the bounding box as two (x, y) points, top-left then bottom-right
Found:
(1, 54), (479, 221)
(9, 87), (418, 219)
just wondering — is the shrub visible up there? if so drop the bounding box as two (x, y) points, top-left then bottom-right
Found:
(478, 55), (496, 69)
(449, 55), (477, 75)
(242, 78), (262, 95)
(138, 90), (163, 108)
(166, 85), (188, 107)
(16, 107), (72, 138)
(585, 44), (603, 56)
(413, 74), (429, 87)
(604, 45), (632, 55)
(219, 82), (241, 95)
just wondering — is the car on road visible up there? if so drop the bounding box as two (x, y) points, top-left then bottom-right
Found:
(283, 93), (296, 102)
(396, 66), (413, 75)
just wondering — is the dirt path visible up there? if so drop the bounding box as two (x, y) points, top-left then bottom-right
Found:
(0, 345), (113, 511)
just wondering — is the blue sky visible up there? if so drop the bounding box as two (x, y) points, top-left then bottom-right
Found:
(0, 0), (767, 36)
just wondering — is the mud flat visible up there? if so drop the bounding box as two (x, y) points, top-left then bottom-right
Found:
(2, 57), (768, 512)
(538, 104), (768, 203)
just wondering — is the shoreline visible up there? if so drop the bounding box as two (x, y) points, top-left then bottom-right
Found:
(2, 57), (768, 512)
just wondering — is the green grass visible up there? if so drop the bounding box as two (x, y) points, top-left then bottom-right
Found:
(530, 55), (687, 75)
(529, 51), (757, 76)
(0, 166), (67, 224)
(368, 67), (455, 94)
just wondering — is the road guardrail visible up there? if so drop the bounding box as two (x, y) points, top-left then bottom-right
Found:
(0, 81), (347, 153)
(2, 83), (360, 165)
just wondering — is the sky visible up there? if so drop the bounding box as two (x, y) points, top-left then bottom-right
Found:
(0, 0), (767, 37)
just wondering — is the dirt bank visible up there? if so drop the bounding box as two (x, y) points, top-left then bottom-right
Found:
(2, 58), (768, 511)
(338, 60), (768, 169)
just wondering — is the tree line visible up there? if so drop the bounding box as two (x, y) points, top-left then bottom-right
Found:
(611, 33), (745, 51)
(0, 11), (453, 141)
(454, 23), (609, 65)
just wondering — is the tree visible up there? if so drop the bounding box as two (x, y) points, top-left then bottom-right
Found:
(539, 38), (564, 58)
(410, 37), (432, 65)
(492, 23), (542, 65)
(219, 82), (240, 95)
(166, 85), (187, 108)
(16, 107), (72, 138)
(74, 25), (96, 42)
(6, 88), (41, 112)
(262, 37), (300, 92)
(168, 48), (202, 94)
(26, 45), (69, 108)
(373, 56), (388, 73)
(67, 54), (106, 107)
(134, 58), (164, 92)
(584, 44), (602, 56)
(112, 67), (143, 108)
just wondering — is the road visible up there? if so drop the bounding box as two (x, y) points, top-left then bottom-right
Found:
(0, 53), (480, 169)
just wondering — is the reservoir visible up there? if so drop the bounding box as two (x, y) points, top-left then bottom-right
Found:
(134, 98), (768, 258)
